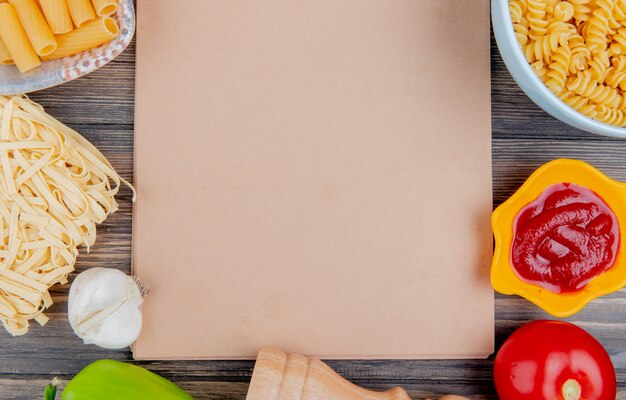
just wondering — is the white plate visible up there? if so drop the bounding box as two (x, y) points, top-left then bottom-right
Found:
(0, 0), (134, 95)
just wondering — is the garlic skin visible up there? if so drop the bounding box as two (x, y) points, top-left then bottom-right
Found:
(68, 267), (146, 349)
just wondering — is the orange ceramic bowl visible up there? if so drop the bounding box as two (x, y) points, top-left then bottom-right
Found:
(491, 159), (626, 317)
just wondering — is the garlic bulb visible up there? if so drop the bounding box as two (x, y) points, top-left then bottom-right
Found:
(68, 267), (148, 349)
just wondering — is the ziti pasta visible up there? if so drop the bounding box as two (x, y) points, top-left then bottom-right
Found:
(0, 0), (120, 74)
(43, 17), (118, 60)
(510, 0), (626, 127)
(0, 38), (12, 65)
(8, 0), (57, 56)
(38, 0), (74, 35)
(91, 0), (118, 17)
(67, 0), (95, 28)
(0, 95), (134, 336)
(0, 3), (40, 73)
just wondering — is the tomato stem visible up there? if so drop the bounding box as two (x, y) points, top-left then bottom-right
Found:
(562, 379), (582, 400)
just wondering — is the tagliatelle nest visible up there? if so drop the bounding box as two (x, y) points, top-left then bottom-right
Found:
(0, 95), (133, 336)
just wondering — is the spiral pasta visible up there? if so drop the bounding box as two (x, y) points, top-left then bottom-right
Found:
(554, 1), (575, 20)
(510, 0), (626, 127)
(510, 0), (526, 23)
(614, 0), (626, 21)
(524, 21), (575, 63)
(525, 35), (560, 62)
(585, 0), (615, 52)
(568, 70), (623, 108)
(595, 104), (626, 124)
(559, 90), (599, 116)
(528, 0), (550, 39)
(588, 50), (611, 80)
(611, 27), (626, 54)
(515, 18), (531, 45)
(547, 46), (572, 90)
(532, 60), (549, 78)
(571, 0), (593, 23)
(568, 34), (592, 72)
(606, 55), (626, 89)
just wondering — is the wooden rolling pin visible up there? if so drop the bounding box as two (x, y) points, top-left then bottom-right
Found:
(246, 348), (471, 400)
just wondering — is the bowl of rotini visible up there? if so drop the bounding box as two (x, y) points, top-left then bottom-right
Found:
(493, 0), (626, 138)
(0, 0), (134, 95)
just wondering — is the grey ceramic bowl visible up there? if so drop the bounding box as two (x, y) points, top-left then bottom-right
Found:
(492, 0), (626, 138)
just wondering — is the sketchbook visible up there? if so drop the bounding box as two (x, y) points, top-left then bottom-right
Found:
(133, 0), (494, 360)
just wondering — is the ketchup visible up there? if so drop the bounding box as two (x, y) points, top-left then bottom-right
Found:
(511, 183), (620, 293)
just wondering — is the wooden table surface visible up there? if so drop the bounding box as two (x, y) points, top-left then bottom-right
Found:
(2, 24), (626, 400)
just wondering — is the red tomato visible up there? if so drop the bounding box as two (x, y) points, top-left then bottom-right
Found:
(494, 320), (616, 400)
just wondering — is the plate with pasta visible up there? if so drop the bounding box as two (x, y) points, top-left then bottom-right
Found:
(0, 0), (134, 95)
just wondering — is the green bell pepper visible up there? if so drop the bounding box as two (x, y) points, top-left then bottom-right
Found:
(43, 360), (193, 400)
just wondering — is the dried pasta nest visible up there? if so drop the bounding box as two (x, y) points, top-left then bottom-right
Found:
(0, 95), (133, 336)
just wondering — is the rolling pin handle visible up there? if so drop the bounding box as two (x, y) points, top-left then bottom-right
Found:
(246, 347), (411, 400)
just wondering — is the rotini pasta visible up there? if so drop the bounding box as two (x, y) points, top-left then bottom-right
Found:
(547, 20), (576, 45)
(611, 28), (626, 54)
(528, 0), (549, 39)
(569, 34), (591, 72)
(585, 0), (614, 52)
(532, 60), (549, 78)
(544, 0), (558, 13)
(515, 19), (531, 45)
(614, 0), (626, 22)
(595, 104), (626, 125)
(588, 50), (610, 80)
(554, 1), (575, 21)
(606, 55), (626, 89)
(547, 45), (572, 91)
(510, 0), (526, 23)
(511, 0), (626, 127)
(568, 70), (622, 108)
(525, 35), (560, 63)
(559, 90), (599, 117)
(570, 0), (593, 23)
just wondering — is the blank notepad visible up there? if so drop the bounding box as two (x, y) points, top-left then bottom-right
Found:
(133, 0), (494, 360)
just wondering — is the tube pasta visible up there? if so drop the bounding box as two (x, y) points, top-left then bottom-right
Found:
(1, 0), (120, 73)
(0, 3), (40, 73)
(8, 0), (57, 56)
(67, 0), (94, 28)
(0, 95), (134, 336)
(42, 16), (118, 60)
(0, 38), (12, 65)
(90, 0), (117, 17)
(38, 0), (74, 34)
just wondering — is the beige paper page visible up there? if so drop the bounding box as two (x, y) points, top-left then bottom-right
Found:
(133, 0), (493, 360)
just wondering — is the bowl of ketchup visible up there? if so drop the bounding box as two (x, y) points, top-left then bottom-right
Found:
(491, 159), (626, 317)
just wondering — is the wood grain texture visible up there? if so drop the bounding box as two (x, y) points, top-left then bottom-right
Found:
(0, 13), (623, 400)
